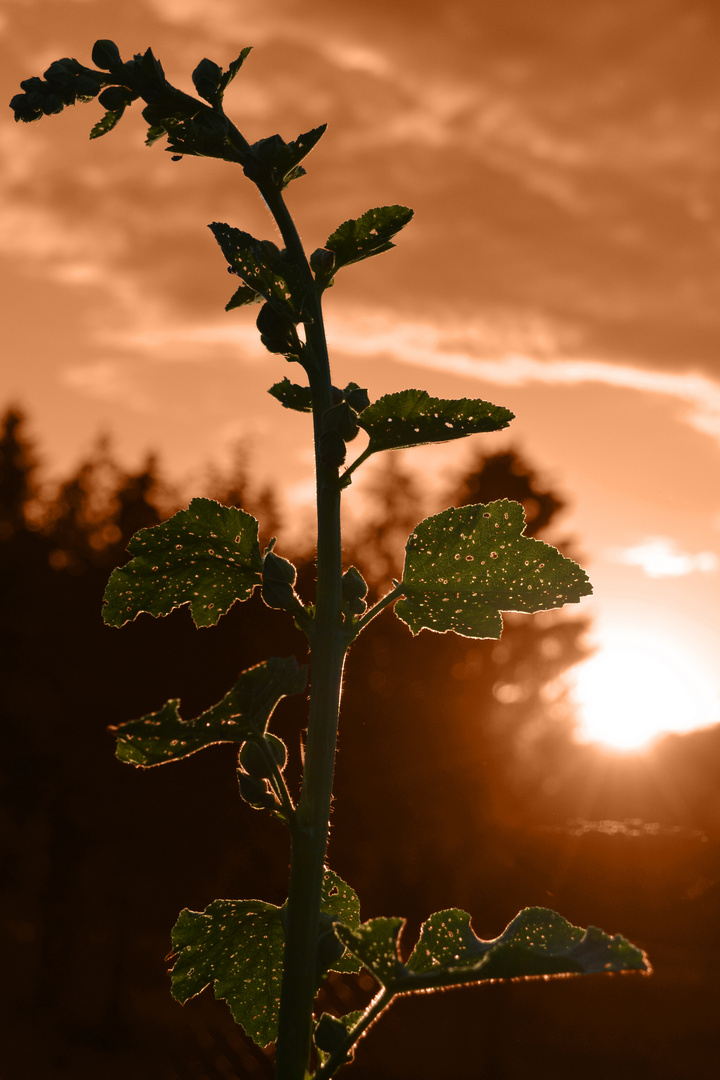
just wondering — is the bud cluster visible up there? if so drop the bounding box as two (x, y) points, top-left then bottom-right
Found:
(236, 733), (288, 812)
(319, 382), (371, 468)
(10, 58), (106, 123)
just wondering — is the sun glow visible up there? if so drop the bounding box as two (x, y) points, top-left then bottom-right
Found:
(571, 627), (720, 751)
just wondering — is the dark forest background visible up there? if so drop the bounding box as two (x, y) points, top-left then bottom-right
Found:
(1, 405), (719, 1079)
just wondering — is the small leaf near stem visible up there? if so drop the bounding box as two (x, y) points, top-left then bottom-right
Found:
(340, 390), (514, 488)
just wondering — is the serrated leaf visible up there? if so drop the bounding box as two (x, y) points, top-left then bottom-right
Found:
(326, 205), (413, 272)
(218, 47), (253, 99)
(103, 497), (262, 628)
(335, 907), (648, 996)
(334, 917), (405, 986)
(170, 871), (362, 1048)
(226, 282), (263, 311)
(268, 378), (313, 412)
(113, 657), (307, 767)
(395, 499), (592, 638)
(314, 1010), (364, 1060)
(406, 907), (649, 984)
(210, 222), (304, 315)
(89, 107), (124, 139)
(250, 124), (326, 189)
(321, 870), (362, 975)
(171, 899), (284, 1046)
(357, 389), (514, 455)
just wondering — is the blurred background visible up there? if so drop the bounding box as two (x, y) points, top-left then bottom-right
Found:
(2, 1), (720, 1076)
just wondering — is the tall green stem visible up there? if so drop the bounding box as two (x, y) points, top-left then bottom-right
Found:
(262, 184), (348, 1080)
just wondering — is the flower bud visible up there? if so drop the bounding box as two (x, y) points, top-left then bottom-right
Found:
(76, 75), (102, 101)
(192, 57), (223, 104)
(256, 302), (297, 355)
(236, 770), (275, 810)
(91, 39), (123, 72)
(42, 93), (64, 116)
(309, 246), (335, 276)
(239, 740), (271, 778)
(343, 383), (370, 412)
(265, 733), (287, 771)
(342, 566), (368, 602)
(99, 85), (135, 111)
(319, 429), (346, 469)
(323, 402), (358, 442)
(342, 566), (368, 617)
(262, 550), (303, 612)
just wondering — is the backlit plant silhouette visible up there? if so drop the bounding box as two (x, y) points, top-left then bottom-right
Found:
(11, 41), (649, 1080)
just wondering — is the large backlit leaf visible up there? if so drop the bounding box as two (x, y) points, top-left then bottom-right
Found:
(334, 906), (648, 995)
(170, 871), (362, 1048)
(103, 497), (262, 628)
(325, 205), (413, 272)
(395, 499), (592, 638)
(356, 390), (514, 454)
(171, 899), (284, 1046)
(112, 657), (307, 767)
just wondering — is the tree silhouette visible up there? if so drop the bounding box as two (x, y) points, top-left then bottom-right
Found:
(9, 410), (710, 1079)
(0, 406), (39, 540)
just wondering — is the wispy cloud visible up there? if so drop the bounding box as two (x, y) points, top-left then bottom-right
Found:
(609, 537), (718, 578)
(62, 360), (155, 413)
(323, 310), (720, 444)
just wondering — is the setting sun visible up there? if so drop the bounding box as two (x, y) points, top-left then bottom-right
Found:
(571, 628), (720, 751)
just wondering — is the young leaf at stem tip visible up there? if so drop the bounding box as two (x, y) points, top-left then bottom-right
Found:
(248, 123), (327, 189)
(395, 498), (592, 639)
(102, 497), (262, 629)
(112, 657), (307, 767)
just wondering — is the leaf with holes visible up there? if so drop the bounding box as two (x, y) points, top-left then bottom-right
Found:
(395, 499), (592, 638)
(210, 222), (305, 315)
(334, 917), (405, 987)
(218, 47), (253, 98)
(333, 907), (648, 996)
(356, 390), (514, 455)
(268, 378), (313, 412)
(320, 870), (362, 976)
(171, 899), (284, 1046)
(326, 205), (413, 273)
(102, 497), (262, 628)
(112, 657), (307, 767)
(170, 871), (362, 1048)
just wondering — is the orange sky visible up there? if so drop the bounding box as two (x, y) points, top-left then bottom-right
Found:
(4, 0), (720, 739)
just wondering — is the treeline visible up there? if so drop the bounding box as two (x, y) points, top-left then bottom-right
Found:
(2, 405), (718, 1079)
